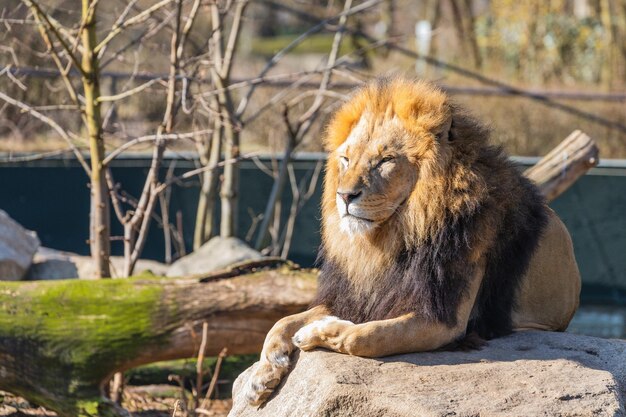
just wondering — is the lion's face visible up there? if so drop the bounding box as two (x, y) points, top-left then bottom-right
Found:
(320, 78), (486, 284)
(321, 77), (456, 273)
(333, 113), (419, 236)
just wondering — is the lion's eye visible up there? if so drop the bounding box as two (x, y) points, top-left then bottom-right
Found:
(377, 155), (395, 167)
(339, 156), (349, 168)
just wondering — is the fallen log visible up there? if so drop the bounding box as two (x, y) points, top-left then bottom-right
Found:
(0, 131), (599, 416)
(0, 264), (316, 416)
(524, 130), (599, 201)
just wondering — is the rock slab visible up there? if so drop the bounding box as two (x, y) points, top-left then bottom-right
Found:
(0, 210), (39, 280)
(230, 331), (626, 417)
(167, 236), (262, 277)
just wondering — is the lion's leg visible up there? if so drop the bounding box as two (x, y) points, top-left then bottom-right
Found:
(293, 264), (484, 358)
(244, 305), (330, 405)
(293, 313), (466, 357)
(512, 210), (581, 332)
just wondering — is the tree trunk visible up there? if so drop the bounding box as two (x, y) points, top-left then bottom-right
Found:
(0, 263), (317, 417)
(193, 121), (222, 250)
(82, 0), (110, 278)
(220, 118), (240, 237)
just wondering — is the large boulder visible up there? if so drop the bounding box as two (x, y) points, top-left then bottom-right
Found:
(230, 331), (626, 417)
(167, 236), (262, 277)
(0, 210), (40, 280)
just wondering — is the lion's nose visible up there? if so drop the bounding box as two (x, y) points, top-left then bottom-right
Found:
(337, 190), (362, 205)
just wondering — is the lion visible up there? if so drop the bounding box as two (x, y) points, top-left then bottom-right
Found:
(244, 77), (581, 405)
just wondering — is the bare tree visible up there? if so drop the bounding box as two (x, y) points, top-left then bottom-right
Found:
(254, 0), (354, 252)
(10, 0), (117, 277)
(0, 0), (199, 277)
(193, 0), (249, 247)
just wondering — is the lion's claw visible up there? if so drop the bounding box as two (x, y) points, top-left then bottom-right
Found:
(244, 360), (289, 406)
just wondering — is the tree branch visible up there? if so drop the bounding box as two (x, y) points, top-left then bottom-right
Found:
(21, 0), (85, 77)
(94, 0), (173, 55)
(97, 78), (163, 102)
(102, 129), (212, 166)
(0, 91), (90, 175)
(220, 0), (248, 79)
(234, 0), (383, 118)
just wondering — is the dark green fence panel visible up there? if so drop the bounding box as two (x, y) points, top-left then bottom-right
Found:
(1, 154), (624, 305)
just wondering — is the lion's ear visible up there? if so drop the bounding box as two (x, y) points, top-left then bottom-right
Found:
(435, 116), (453, 142)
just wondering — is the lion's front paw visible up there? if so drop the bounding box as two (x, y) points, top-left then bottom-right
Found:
(245, 336), (293, 406)
(292, 316), (354, 352)
(244, 360), (289, 406)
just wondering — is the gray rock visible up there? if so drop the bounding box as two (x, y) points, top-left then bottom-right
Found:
(24, 247), (79, 280)
(25, 259), (79, 280)
(166, 236), (262, 277)
(25, 247), (168, 279)
(230, 331), (626, 417)
(0, 210), (40, 280)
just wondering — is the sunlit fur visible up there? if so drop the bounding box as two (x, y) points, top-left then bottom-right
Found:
(321, 77), (496, 295)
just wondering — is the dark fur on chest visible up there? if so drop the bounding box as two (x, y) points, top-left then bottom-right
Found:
(312, 173), (547, 340)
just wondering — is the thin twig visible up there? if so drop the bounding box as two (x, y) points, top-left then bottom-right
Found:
(106, 169), (128, 225)
(234, 0), (383, 117)
(297, 0), (352, 130)
(220, 0), (248, 79)
(155, 152), (259, 195)
(100, 11), (174, 69)
(161, 160), (177, 264)
(0, 91), (90, 175)
(251, 156), (275, 178)
(280, 160), (322, 258)
(199, 347), (228, 410)
(177, 0), (201, 61)
(21, 0), (85, 77)
(97, 78), (163, 102)
(0, 149), (74, 163)
(171, 400), (180, 417)
(95, 0), (174, 55)
(195, 322), (209, 410)
(103, 129), (211, 166)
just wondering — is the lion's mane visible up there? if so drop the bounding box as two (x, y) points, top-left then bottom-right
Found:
(311, 78), (548, 339)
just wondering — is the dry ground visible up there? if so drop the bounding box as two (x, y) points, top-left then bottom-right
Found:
(0, 389), (231, 417)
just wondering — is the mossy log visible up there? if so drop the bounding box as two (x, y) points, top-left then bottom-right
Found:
(0, 131), (598, 416)
(0, 264), (317, 416)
